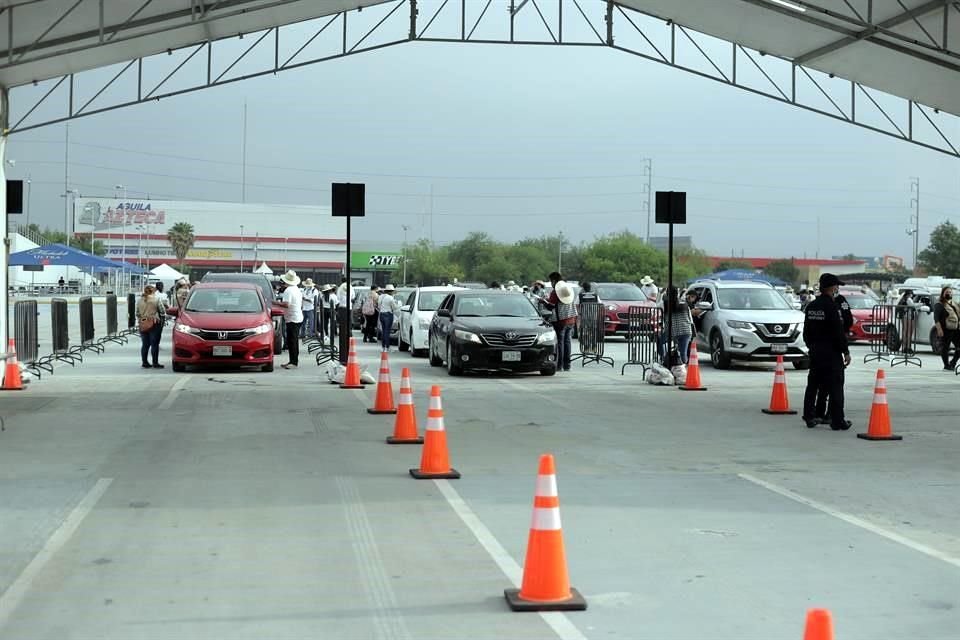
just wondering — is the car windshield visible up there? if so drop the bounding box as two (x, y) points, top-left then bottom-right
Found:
(185, 289), (263, 313)
(204, 274), (273, 302)
(418, 291), (450, 311)
(717, 288), (793, 310)
(845, 295), (876, 310)
(597, 285), (645, 301)
(455, 295), (539, 317)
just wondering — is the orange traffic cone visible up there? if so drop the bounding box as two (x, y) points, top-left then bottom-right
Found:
(762, 355), (797, 415)
(679, 341), (707, 391)
(339, 338), (365, 389)
(803, 608), (834, 640)
(2, 339), (24, 391)
(409, 386), (460, 479)
(505, 454), (586, 612)
(387, 368), (424, 444)
(858, 369), (902, 441)
(367, 352), (397, 414)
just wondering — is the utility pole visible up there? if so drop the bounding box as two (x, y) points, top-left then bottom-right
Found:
(402, 224), (411, 285)
(240, 224), (245, 272)
(642, 158), (653, 244)
(909, 177), (920, 272)
(429, 183), (434, 246)
(63, 123), (70, 246)
(241, 101), (248, 203)
(558, 231), (564, 272)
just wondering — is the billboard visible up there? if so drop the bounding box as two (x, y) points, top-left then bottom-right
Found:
(351, 251), (403, 270)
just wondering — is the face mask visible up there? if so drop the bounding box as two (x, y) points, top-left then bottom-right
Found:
(946, 294), (953, 300)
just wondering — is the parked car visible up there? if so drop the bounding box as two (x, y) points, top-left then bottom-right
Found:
(397, 285), (463, 356)
(375, 287), (415, 345)
(167, 282), (283, 372)
(201, 272), (283, 352)
(428, 290), (557, 376)
(843, 290), (884, 343)
(687, 279), (809, 369)
(594, 282), (656, 336)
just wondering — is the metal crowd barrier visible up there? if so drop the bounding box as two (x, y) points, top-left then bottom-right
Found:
(78, 297), (104, 354)
(621, 306), (662, 375)
(100, 295), (126, 346)
(46, 298), (82, 366)
(571, 302), (613, 367)
(14, 300), (49, 377)
(315, 299), (339, 366)
(126, 293), (137, 335)
(864, 304), (921, 367)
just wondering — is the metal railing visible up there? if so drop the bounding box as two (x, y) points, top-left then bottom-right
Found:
(621, 306), (662, 375)
(863, 304), (921, 367)
(572, 302), (613, 368)
(78, 297), (104, 354)
(14, 300), (49, 377)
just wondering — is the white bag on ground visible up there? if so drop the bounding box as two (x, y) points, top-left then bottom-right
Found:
(645, 363), (675, 386)
(671, 364), (687, 386)
(359, 366), (377, 385)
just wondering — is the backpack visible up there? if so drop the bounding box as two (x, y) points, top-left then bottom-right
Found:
(362, 295), (377, 316)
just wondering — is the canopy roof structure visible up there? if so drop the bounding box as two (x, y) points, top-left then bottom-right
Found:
(696, 269), (788, 286)
(149, 263), (187, 281)
(9, 243), (147, 272)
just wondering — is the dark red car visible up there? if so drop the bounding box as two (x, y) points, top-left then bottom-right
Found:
(166, 282), (283, 372)
(595, 283), (656, 336)
(842, 291), (883, 342)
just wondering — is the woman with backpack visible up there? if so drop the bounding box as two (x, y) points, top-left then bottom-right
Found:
(361, 285), (380, 343)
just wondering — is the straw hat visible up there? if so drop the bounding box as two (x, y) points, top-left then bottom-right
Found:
(279, 270), (300, 287)
(555, 281), (575, 305)
(640, 275), (654, 286)
(384, 283), (396, 292)
(302, 278), (315, 287)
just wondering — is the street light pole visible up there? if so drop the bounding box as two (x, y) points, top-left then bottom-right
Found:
(402, 224), (410, 285)
(240, 225), (245, 272)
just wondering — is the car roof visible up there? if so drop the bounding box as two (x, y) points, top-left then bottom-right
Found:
(595, 282), (640, 286)
(691, 280), (774, 289)
(417, 285), (463, 292)
(191, 282), (262, 291)
(454, 289), (524, 296)
(203, 272), (268, 280)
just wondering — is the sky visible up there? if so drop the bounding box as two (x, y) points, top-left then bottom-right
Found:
(4, 2), (959, 265)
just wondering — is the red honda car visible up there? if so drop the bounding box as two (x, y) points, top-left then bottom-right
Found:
(166, 282), (283, 372)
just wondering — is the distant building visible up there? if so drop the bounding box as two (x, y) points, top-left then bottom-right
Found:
(707, 256), (868, 287)
(831, 255), (905, 272)
(648, 236), (693, 252)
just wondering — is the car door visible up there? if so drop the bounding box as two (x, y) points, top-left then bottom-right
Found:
(695, 287), (714, 348)
(432, 294), (455, 354)
(400, 290), (416, 338)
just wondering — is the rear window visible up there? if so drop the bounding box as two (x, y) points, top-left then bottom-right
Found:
(185, 288), (264, 313)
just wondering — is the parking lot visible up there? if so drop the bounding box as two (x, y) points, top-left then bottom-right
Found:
(1, 331), (958, 639)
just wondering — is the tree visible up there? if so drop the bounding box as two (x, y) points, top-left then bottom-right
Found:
(40, 228), (106, 256)
(404, 240), (463, 285)
(581, 231), (666, 283)
(918, 221), (960, 275)
(674, 247), (712, 284)
(167, 222), (196, 271)
(763, 259), (801, 287)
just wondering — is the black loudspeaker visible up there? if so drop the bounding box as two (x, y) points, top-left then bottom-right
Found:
(655, 191), (686, 224)
(6, 180), (23, 214)
(331, 183), (365, 217)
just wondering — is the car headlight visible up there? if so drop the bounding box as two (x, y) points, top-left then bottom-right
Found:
(537, 330), (557, 344)
(454, 329), (482, 343)
(607, 305), (618, 312)
(249, 323), (273, 335)
(726, 320), (753, 330)
(175, 323), (196, 334)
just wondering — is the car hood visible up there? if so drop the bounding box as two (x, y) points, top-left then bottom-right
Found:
(178, 310), (267, 329)
(850, 309), (873, 320)
(720, 309), (805, 324)
(455, 317), (551, 333)
(601, 299), (652, 309)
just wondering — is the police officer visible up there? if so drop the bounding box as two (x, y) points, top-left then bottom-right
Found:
(802, 273), (852, 430)
(812, 287), (853, 423)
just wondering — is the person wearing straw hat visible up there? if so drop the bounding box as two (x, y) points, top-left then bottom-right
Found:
(640, 275), (659, 303)
(539, 271), (578, 372)
(277, 270), (303, 369)
(300, 278), (318, 340)
(377, 284), (399, 352)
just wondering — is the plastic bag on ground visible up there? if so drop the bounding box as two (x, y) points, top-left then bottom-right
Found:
(671, 364), (687, 386)
(645, 363), (675, 386)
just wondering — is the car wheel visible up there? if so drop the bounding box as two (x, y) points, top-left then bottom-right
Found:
(399, 330), (409, 352)
(447, 343), (463, 376)
(793, 358), (810, 370)
(172, 362), (186, 373)
(540, 364), (557, 376)
(262, 361), (274, 372)
(710, 331), (732, 369)
(429, 335), (443, 367)
(930, 328), (944, 355)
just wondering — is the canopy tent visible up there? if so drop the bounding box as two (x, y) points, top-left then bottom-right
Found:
(8, 243), (146, 273)
(697, 269), (788, 287)
(254, 262), (274, 275)
(149, 264), (187, 282)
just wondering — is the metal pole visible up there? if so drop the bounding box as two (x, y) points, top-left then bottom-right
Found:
(64, 123), (70, 246)
(241, 101), (248, 203)
(340, 214), (352, 365)
(240, 224), (245, 272)
(284, 237), (288, 270)
(666, 218), (674, 366)
(558, 232), (563, 272)
(644, 159), (652, 244)
(402, 224), (409, 284)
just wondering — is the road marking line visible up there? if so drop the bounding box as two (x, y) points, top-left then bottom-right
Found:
(336, 477), (411, 640)
(157, 376), (190, 411)
(739, 473), (960, 570)
(434, 480), (588, 640)
(0, 478), (114, 629)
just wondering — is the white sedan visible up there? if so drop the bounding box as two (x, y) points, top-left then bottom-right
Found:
(398, 285), (463, 357)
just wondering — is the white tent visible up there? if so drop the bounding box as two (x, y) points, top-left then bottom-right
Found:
(149, 263), (187, 282)
(254, 262), (274, 275)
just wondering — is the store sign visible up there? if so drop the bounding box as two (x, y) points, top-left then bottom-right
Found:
(351, 251), (402, 270)
(107, 247), (233, 259)
(79, 202), (167, 230)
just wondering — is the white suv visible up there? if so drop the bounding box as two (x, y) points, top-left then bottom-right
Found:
(688, 280), (809, 369)
(398, 285), (463, 357)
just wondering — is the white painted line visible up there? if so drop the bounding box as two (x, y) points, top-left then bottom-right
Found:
(0, 478), (114, 629)
(157, 375), (190, 411)
(434, 480), (588, 640)
(739, 473), (960, 570)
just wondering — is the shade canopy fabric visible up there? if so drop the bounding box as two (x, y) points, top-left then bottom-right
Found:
(149, 263), (187, 281)
(9, 243), (146, 273)
(254, 262), (274, 275)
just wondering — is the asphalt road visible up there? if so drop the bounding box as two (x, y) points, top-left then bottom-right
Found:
(0, 333), (958, 639)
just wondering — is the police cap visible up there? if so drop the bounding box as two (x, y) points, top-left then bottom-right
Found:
(818, 273), (845, 289)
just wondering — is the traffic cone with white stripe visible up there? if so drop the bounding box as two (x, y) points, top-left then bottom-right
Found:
(505, 454), (586, 612)
(857, 369), (902, 441)
(762, 355), (797, 414)
(339, 337), (365, 389)
(367, 352), (397, 414)
(2, 339), (24, 391)
(679, 341), (706, 391)
(803, 608), (834, 640)
(387, 368), (423, 444)
(409, 386), (460, 479)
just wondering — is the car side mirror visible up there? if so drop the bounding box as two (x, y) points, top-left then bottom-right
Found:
(540, 310), (553, 319)
(166, 307), (179, 317)
(436, 308), (451, 318)
(696, 301), (712, 311)
(401, 304), (411, 312)
(270, 307), (285, 317)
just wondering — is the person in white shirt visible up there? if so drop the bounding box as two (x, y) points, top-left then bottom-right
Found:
(278, 270), (304, 369)
(300, 278), (318, 339)
(377, 284), (398, 351)
(640, 275), (659, 303)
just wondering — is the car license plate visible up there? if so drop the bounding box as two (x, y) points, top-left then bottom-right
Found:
(502, 351), (521, 362)
(771, 344), (788, 354)
(212, 346), (233, 357)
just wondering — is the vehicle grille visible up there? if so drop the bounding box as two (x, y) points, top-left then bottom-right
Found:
(617, 312), (630, 321)
(861, 324), (885, 333)
(482, 333), (537, 348)
(195, 329), (250, 341)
